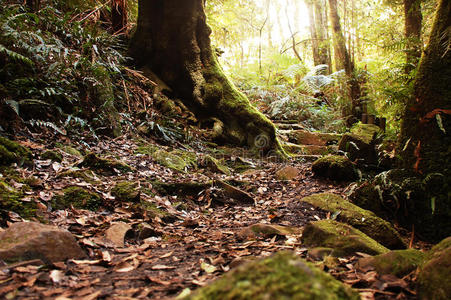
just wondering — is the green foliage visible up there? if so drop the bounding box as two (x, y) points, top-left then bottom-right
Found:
(0, 1), (128, 134)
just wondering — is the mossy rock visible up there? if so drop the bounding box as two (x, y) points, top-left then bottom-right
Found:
(55, 143), (82, 157)
(0, 181), (36, 218)
(52, 186), (103, 211)
(78, 153), (133, 176)
(203, 155), (231, 175)
(300, 193), (405, 249)
(418, 237), (451, 300)
(312, 155), (358, 181)
(237, 224), (300, 240)
(357, 249), (424, 277)
(283, 142), (336, 156)
(40, 150), (63, 162)
(184, 251), (359, 300)
(338, 123), (381, 164)
(57, 169), (101, 184)
(153, 149), (196, 172)
(349, 169), (451, 242)
(302, 220), (389, 257)
(138, 200), (177, 222)
(0, 136), (33, 166)
(112, 181), (140, 202)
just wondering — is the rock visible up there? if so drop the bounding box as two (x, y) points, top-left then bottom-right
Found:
(112, 181), (140, 202)
(153, 149), (197, 173)
(40, 150), (62, 162)
(78, 153), (133, 176)
(286, 130), (341, 146)
(0, 136), (33, 166)
(0, 181), (37, 218)
(237, 224), (299, 240)
(184, 252), (359, 300)
(275, 165), (300, 180)
(301, 220), (389, 256)
(307, 247), (334, 261)
(300, 193), (405, 249)
(136, 222), (162, 239)
(357, 249), (424, 277)
(0, 222), (86, 263)
(418, 237), (451, 300)
(52, 186), (103, 211)
(282, 142), (336, 156)
(215, 180), (254, 204)
(203, 155), (231, 175)
(338, 124), (382, 164)
(349, 169), (451, 242)
(105, 222), (132, 247)
(312, 155), (358, 181)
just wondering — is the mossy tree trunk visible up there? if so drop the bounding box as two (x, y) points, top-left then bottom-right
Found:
(400, 0), (451, 176)
(129, 0), (284, 155)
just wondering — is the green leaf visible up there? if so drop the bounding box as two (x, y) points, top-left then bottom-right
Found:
(431, 197), (436, 215)
(436, 114), (446, 134)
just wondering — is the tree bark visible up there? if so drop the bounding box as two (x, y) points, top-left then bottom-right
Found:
(328, 0), (361, 116)
(404, 0), (422, 73)
(400, 0), (451, 176)
(307, 0), (321, 66)
(129, 0), (284, 155)
(315, 0), (332, 72)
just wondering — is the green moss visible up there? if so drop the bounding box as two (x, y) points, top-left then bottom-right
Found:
(312, 155), (358, 181)
(152, 149), (197, 172)
(0, 181), (36, 218)
(350, 123), (382, 144)
(302, 220), (389, 256)
(418, 236), (451, 300)
(78, 153), (133, 175)
(55, 143), (82, 157)
(111, 181), (140, 202)
(52, 186), (103, 211)
(0, 136), (33, 166)
(57, 169), (101, 184)
(40, 150), (63, 162)
(203, 155), (231, 175)
(301, 193), (405, 249)
(185, 251), (359, 300)
(359, 249), (424, 277)
(135, 143), (160, 155)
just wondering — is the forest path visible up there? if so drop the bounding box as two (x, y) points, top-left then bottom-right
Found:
(0, 130), (416, 299)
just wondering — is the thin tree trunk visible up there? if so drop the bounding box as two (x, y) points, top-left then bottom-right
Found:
(307, 0), (321, 65)
(130, 0), (284, 155)
(404, 0), (422, 73)
(328, 0), (361, 117)
(315, 0), (331, 73)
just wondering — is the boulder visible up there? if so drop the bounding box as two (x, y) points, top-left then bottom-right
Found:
(357, 249), (424, 277)
(0, 222), (86, 263)
(184, 252), (359, 300)
(300, 193), (405, 249)
(338, 123), (382, 164)
(275, 165), (300, 180)
(112, 181), (140, 202)
(78, 153), (133, 175)
(418, 237), (451, 300)
(312, 155), (358, 181)
(302, 220), (389, 256)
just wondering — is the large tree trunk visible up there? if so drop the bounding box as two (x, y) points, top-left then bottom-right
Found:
(315, 0), (332, 72)
(129, 0), (284, 155)
(328, 0), (361, 117)
(307, 0), (321, 66)
(400, 0), (451, 176)
(404, 0), (422, 73)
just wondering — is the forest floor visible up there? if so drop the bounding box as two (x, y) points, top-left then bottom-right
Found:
(0, 128), (424, 300)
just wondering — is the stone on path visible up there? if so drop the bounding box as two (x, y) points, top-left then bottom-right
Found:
(105, 222), (132, 247)
(275, 165), (300, 180)
(302, 220), (389, 257)
(184, 252), (359, 300)
(0, 222), (86, 263)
